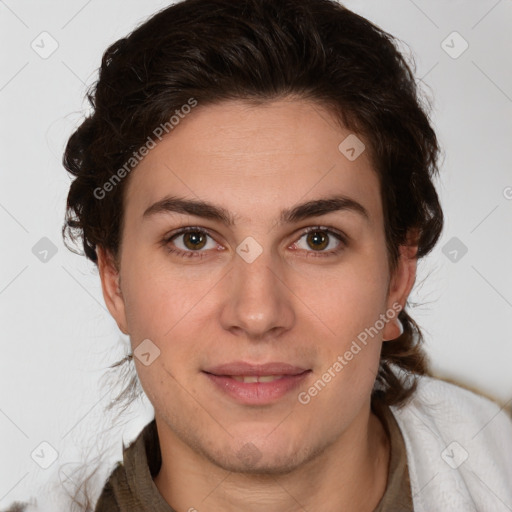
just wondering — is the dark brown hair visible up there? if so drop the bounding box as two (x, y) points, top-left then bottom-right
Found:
(62, 0), (443, 411)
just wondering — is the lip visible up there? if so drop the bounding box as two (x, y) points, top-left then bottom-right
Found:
(204, 361), (308, 376)
(203, 361), (311, 405)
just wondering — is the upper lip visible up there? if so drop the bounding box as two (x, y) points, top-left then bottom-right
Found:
(204, 362), (309, 376)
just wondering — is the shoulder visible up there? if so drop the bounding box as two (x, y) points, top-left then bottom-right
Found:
(390, 374), (512, 511)
(1, 420), (154, 512)
(394, 374), (512, 432)
(392, 374), (512, 458)
(0, 461), (126, 512)
(93, 461), (125, 511)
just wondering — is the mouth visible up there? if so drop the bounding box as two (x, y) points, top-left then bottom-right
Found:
(204, 361), (309, 377)
(229, 375), (288, 383)
(202, 362), (312, 405)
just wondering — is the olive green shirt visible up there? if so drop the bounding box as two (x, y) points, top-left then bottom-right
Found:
(94, 405), (413, 511)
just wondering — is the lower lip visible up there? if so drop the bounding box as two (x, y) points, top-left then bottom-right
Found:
(203, 371), (311, 405)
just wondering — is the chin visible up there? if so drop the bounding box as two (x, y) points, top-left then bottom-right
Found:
(211, 450), (305, 476)
(200, 435), (323, 476)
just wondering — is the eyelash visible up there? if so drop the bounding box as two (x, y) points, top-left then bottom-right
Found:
(161, 225), (347, 260)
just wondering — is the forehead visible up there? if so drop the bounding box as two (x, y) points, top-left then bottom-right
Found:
(123, 99), (383, 227)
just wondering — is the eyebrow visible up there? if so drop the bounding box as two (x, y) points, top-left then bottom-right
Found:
(142, 194), (370, 226)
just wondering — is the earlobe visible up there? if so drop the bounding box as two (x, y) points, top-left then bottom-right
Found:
(96, 246), (129, 335)
(382, 317), (404, 341)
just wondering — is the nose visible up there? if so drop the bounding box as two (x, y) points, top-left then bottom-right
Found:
(219, 244), (295, 341)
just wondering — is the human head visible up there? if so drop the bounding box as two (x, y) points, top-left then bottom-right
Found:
(63, 0), (443, 420)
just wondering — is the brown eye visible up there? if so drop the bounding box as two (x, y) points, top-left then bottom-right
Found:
(183, 231), (208, 250)
(293, 227), (345, 256)
(166, 227), (217, 256)
(306, 230), (329, 251)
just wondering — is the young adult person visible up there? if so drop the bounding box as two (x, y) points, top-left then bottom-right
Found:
(6, 0), (512, 511)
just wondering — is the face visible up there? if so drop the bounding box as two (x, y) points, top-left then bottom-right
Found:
(98, 98), (415, 474)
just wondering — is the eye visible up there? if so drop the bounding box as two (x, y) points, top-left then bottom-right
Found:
(164, 227), (219, 258)
(291, 226), (346, 256)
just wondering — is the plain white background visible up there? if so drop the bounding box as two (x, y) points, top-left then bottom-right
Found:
(1, 0), (511, 506)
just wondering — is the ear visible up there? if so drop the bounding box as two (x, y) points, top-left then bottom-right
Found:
(96, 246), (129, 335)
(382, 229), (419, 341)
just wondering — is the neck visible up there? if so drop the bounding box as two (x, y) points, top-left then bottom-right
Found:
(153, 405), (390, 512)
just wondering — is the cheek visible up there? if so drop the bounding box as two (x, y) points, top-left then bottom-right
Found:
(292, 253), (389, 340)
(120, 256), (216, 394)
(291, 254), (389, 408)
(120, 252), (202, 337)
(296, 267), (387, 421)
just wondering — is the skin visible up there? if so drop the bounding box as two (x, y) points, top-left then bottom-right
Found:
(97, 98), (417, 512)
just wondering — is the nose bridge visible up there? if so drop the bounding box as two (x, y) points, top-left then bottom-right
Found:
(220, 241), (294, 337)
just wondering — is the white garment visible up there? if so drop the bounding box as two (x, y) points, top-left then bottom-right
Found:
(391, 376), (512, 511)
